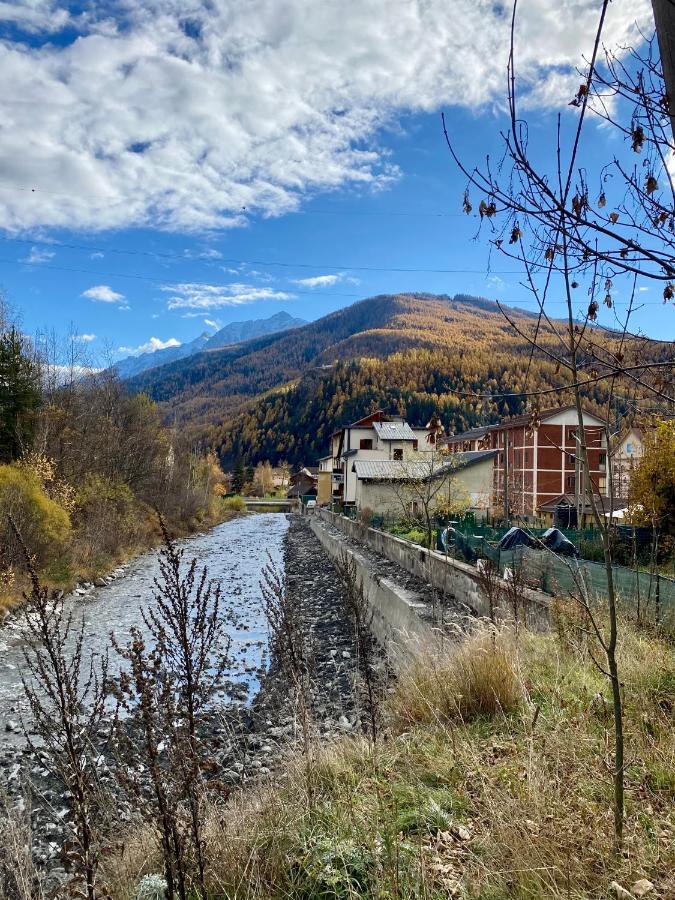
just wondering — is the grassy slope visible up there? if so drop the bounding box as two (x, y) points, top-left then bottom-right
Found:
(104, 621), (675, 899)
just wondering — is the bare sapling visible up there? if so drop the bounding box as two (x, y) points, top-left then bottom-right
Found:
(10, 517), (111, 900)
(260, 557), (314, 758)
(475, 557), (501, 624)
(444, 0), (675, 848)
(334, 553), (380, 743)
(112, 519), (233, 900)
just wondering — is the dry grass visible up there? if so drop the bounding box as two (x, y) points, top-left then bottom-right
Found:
(389, 626), (524, 727)
(100, 622), (675, 899)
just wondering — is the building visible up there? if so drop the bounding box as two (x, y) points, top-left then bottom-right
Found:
(445, 406), (608, 521)
(351, 450), (497, 520)
(287, 466), (318, 499)
(610, 426), (644, 502)
(317, 455), (333, 506)
(327, 411), (440, 508)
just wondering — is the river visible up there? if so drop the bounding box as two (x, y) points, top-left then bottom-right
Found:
(0, 512), (289, 742)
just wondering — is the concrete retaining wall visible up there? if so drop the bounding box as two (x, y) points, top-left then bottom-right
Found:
(309, 517), (441, 665)
(314, 508), (552, 634)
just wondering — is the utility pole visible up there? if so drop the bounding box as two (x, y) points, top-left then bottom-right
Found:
(503, 433), (510, 524)
(652, 0), (675, 143)
(575, 430), (581, 529)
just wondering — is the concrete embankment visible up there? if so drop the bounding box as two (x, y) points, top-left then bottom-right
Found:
(310, 509), (553, 660)
(309, 512), (473, 664)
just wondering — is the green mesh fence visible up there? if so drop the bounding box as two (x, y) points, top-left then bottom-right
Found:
(439, 527), (675, 626)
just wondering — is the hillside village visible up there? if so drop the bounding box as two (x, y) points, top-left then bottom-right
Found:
(286, 406), (648, 531)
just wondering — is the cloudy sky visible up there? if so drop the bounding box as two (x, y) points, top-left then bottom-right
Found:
(1, 0), (668, 358)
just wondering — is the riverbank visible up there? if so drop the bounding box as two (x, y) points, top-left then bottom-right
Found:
(107, 614), (675, 900)
(0, 512), (390, 894)
(0, 497), (248, 619)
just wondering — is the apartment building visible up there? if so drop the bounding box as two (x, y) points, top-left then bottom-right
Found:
(445, 406), (608, 521)
(326, 411), (440, 507)
(611, 426), (644, 502)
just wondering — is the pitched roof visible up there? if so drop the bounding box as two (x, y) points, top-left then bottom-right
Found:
(353, 450), (496, 482)
(447, 406), (605, 443)
(373, 421), (417, 442)
(537, 493), (612, 513)
(445, 425), (490, 443)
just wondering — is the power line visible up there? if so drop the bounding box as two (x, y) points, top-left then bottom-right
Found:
(3, 234), (523, 276)
(0, 253), (671, 310)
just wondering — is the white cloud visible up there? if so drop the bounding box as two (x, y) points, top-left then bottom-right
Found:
(76, 333), (96, 342)
(203, 318), (220, 328)
(163, 282), (293, 309)
(22, 245), (55, 264)
(90, 251), (104, 259)
(118, 336), (181, 355)
(46, 364), (101, 384)
(0, 0), (651, 233)
(292, 273), (342, 288)
(81, 284), (126, 305)
(0, 1), (69, 33)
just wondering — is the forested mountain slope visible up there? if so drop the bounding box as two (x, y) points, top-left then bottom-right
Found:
(126, 292), (655, 469)
(127, 294), (541, 420)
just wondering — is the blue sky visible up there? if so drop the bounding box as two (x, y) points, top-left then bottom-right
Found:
(0, 0), (668, 361)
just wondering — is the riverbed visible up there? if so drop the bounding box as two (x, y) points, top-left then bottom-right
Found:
(0, 512), (289, 742)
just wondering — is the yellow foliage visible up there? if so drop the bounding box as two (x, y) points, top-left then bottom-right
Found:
(0, 463), (72, 568)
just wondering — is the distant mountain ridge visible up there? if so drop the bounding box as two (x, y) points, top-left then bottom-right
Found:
(203, 311), (307, 350)
(113, 310), (306, 379)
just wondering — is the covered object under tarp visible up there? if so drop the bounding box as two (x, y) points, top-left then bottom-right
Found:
(541, 527), (578, 556)
(495, 527), (537, 550)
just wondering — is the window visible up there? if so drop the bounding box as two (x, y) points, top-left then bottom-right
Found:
(626, 442), (633, 455)
(393, 448), (403, 460)
(412, 440), (419, 451)
(598, 475), (607, 493)
(359, 438), (373, 450)
(524, 450), (529, 464)
(428, 432), (436, 444)
(566, 474), (574, 489)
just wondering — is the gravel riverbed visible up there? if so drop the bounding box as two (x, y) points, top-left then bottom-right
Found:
(0, 512), (388, 891)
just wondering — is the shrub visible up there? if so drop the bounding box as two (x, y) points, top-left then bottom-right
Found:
(0, 463), (72, 569)
(73, 472), (137, 567)
(357, 506), (374, 527)
(222, 495), (246, 513)
(389, 627), (523, 726)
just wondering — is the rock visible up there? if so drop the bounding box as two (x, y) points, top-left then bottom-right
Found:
(610, 882), (634, 900)
(94, 578), (107, 588)
(4, 720), (19, 733)
(451, 824), (472, 842)
(631, 880), (655, 898)
(337, 715), (351, 731)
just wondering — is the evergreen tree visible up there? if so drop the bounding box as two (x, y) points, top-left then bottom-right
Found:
(231, 458), (245, 494)
(0, 327), (41, 463)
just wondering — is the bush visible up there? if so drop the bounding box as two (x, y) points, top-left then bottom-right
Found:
(222, 495), (246, 513)
(389, 627), (523, 726)
(0, 463), (72, 569)
(357, 506), (374, 527)
(73, 473), (137, 568)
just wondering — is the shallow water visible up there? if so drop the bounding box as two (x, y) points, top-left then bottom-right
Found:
(0, 513), (288, 742)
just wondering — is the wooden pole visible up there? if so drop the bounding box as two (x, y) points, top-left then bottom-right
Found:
(652, 0), (675, 143)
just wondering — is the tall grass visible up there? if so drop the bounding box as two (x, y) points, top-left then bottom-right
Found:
(389, 626), (523, 726)
(99, 621), (675, 899)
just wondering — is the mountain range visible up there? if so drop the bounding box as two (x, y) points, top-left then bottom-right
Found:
(125, 292), (665, 469)
(113, 311), (306, 379)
